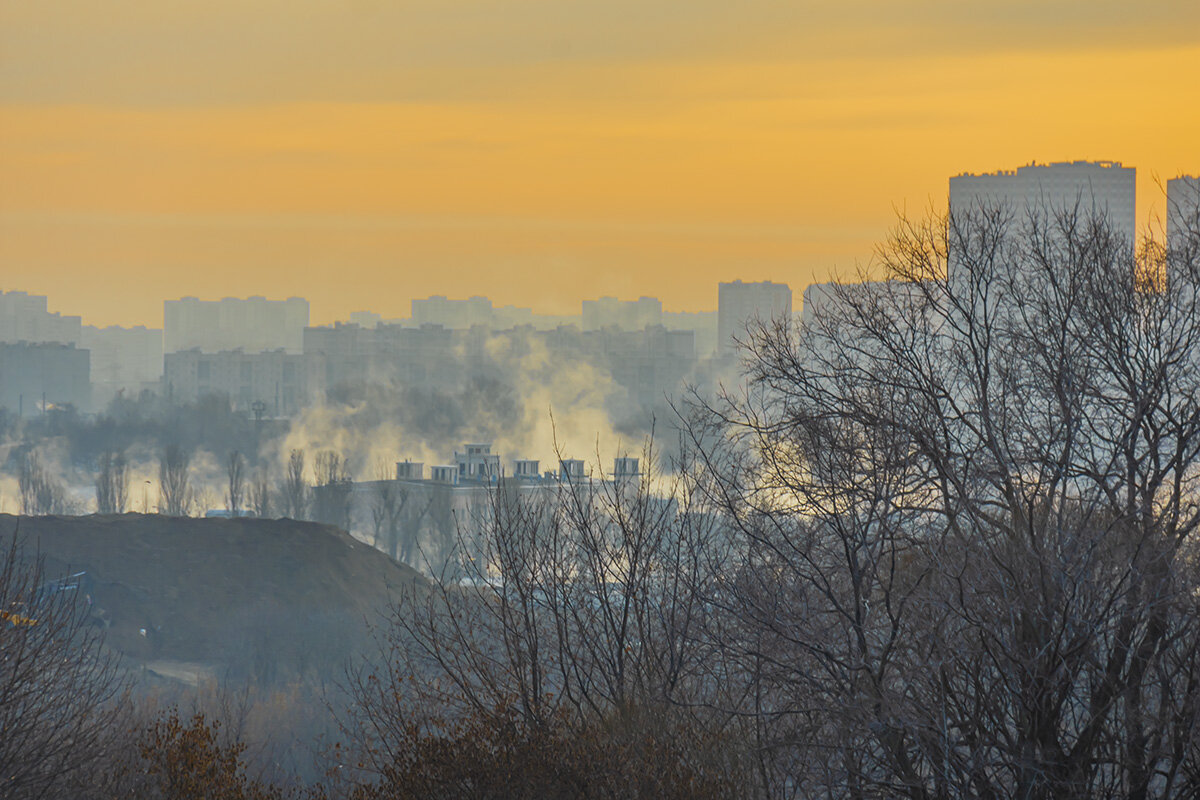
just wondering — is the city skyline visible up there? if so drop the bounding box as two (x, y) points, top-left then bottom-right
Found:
(4, 159), (1195, 335)
(4, 160), (1197, 330)
(2, 160), (1196, 331)
(3, 1), (1199, 328)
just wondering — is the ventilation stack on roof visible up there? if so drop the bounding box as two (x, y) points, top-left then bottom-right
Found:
(395, 461), (424, 480)
(430, 465), (458, 485)
(613, 457), (640, 483)
(455, 443), (500, 481)
(513, 459), (540, 478)
(559, 459), (586, 482)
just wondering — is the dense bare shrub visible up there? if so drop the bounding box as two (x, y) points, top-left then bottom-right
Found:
(18, 452), (66, 515)
(95, 449), (130, 514)
(159, 443), (194, 517)
(0, 537), (127, 799)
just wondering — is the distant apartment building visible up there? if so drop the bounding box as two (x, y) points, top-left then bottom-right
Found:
(303, 323), (461, 391)
(409, 295), (575, 330)
(594, 326), (695, 407)
(1168, 175), (1200, 252)
(348, 311), (384, 329)
(800, 282), (838, 330)
(581, 296), (663, 331)
(0, 342), (90, 414)
(717, 280), (792, 355)
(0, 290), (82, 346)
(82, 325), (163, 406)
(163, 296), (309, 354)
(411, 296), (496, 329)
(303, 321), (696, 412)
(950, 160), (1135, 239)
(664, 310), (718, 358)
(527, 325), (696, 408)
(949, 160), (1136, 285)
(164, 349), (317, 416)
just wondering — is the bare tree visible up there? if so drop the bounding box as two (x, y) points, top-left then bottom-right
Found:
(0, 533), (128, 799)
(681, 202), (1200, 798)
(282, 449), (308, 520)
(312, 450), (353, 531)
(249, 467), (271, 519)
(370, 458), (407, 557)
(344, 441), (736, 789)
(158, 443), (193, 517)
(18, 452), (66, 516)
(225, 450), (245, 515)
(95, 450), (129, 514)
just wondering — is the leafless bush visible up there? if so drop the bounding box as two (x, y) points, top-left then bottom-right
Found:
(282, 449), (308, 520)
(369, 459), (402, 554)
(343, 699), (734, 800)
(159, 443), (194, 517)
(0, 535), (128, 798)
(341, 440), (742, 792)
(95, 449), (130, 514)
(312, 450), (352, 531)
(250, 467), (272, 519)
(226, 451), (246, 515)
(18, 452), (67, 516)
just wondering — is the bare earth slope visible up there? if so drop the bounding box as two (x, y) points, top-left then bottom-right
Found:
(0, 514), (424, 684)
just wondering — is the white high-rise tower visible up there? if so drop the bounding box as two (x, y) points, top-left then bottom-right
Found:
(948, 160), (1136, 282)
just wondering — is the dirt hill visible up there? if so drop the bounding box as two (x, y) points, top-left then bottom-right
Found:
(0, 514), (425, 685)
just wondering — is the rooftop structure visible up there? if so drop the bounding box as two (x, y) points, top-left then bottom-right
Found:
(455, 444), (501, 482)
(395, 461), (425, 480)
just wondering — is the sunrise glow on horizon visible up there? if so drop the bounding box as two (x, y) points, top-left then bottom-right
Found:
(2, 1), (1198, 327)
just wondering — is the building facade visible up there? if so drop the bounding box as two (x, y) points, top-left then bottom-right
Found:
(164, 348), (318, 416)
(164, 296), (309, 354)
(581, 296), (663, 331)
(82, 325), (163, 406)
(0, 290), (82, 346)
(0, 342), (90, 414)
(717, 280), (792, 355)
(1168, 175), (1200, 252)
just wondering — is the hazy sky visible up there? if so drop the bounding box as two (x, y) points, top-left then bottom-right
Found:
(2, 1), (1198, 327)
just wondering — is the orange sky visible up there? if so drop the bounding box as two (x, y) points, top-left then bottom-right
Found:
(2, 1), (1198, 327)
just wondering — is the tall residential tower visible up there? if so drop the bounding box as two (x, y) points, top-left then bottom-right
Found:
(718, 280), (792, 355)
